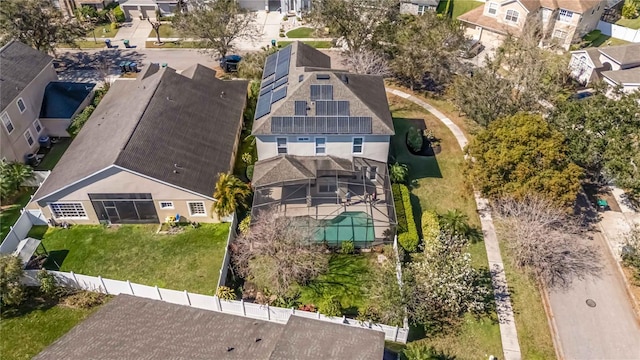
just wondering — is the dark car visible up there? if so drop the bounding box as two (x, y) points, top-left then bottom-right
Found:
(459, 39), (485, 59)
(220, 55), (242, 73)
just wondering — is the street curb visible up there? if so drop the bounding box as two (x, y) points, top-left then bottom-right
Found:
(539, 285), (564, 360)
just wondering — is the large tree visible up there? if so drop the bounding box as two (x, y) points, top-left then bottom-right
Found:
(467, 113), (583, 207)
(548, 90), (640, 196)
(386, 13), (466, 91)
(173, 0), (259, 58)
(0, 255), (25, 307)
(0, 0), (86, 54)
(231, 207), (328, 297)
(212, 172), (251, 219)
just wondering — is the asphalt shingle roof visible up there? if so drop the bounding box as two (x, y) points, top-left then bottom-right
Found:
(35, 295), (385, 360)
(599, 43), (640, 66)
(0, 40), (53, 110)
(252, 155), (353, 187)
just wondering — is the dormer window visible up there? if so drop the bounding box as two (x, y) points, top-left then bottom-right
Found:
(558, 9), (573, 23)
(487, 2), (498, 16)
(505, 9), (519, 23)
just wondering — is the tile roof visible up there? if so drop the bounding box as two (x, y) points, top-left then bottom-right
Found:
(34, 65), (247, 201)
(598, 43), (640, 66)
(601, 67), (640, 85)
(0, 40), (54, 110)
(252, 42), (394, 136)
(35, 295), (385, 360)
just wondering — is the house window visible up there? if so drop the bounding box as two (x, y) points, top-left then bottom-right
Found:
(417, 5), (427, 15)
(315, 137), (326, 154)
(487, 2), (498, 15)
(50, 203), (88, 219)
(16, 98), (26, 113)
(159, 201), (174, 209)
(505, 10), (519, 23)
(542, 8), (550, 22)
(297, 137), (310, 142)
(1, 112), (14, 134)
(277, 138), (287, 154)
(553, 29), (568, 40)
(318, 179), (337, 193)
(369, 166), (378, 181)
(558, 9), (573, 22)
(352, 137), (363, 154)
(187, 201), (206, 216)
(33, 119), (42, 134)
(24, 129), (34, 147)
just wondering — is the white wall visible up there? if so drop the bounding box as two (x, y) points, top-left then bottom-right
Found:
(597, 21), (640, 43)
(0, 208), (47, 254)
(256, 135), (390, 163)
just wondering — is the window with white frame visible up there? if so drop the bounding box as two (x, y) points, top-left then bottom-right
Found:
(487, 2), (498, 15)
(352, 137), (363, 154)
(33, 119), (42, 134)
(553, 29), (568, 40)
(50, 203), (87, 219)
(187, 201), (206, 216)
(277, 138), (287, 154)
(315, 137), (326, 154)
(417, 5), (427, 15)
(1, 112), (14, 134)
(24, 129), (34, 147)
(159, 201), (174, 209)
(16, 98), (26, 113)
(558, 9), (573, 22)
(505, 9), (519, 23)
(369, 166), (378, 181)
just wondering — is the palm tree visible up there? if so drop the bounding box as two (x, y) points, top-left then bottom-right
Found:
(212, 172), (251, 218)
(8, 162), (33, 191)
(439, 209), (469, 237)
(389, 162), (409, 184)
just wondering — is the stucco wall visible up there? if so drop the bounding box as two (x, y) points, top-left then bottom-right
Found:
(485, 1), (528, 29)
(0, 62), (57, 162)
(256, 135), (390, 163)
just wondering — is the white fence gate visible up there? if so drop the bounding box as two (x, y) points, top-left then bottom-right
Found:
(597, 21), (640, 43)
(23, 270), (410, 343)
(0, 208), (46, 254)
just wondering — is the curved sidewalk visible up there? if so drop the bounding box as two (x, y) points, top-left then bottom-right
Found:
(385, 88), (522, 360)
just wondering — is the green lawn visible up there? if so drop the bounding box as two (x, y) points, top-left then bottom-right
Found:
(35, 138), (71, 171)
(616, 16), (640, 30)
(589, 34), (631, 47)
(0, 188), (36, 239)
(30, 224), (230, 295)
(298, 254), (374, 315)
(286, 27), (317, 38)
(86, 23), (117, 39)
(277, 40), (333, 49)
(148, 24), (192, 39)
(437, 0), (484, 19)
(75, 40), (109, 49)
(0, 301), (99, 360)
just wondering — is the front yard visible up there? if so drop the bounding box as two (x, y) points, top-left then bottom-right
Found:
(28, 223), (230, 295)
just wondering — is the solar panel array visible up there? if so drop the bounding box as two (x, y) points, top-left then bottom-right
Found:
(256, 46), (293, 119)
(295, 101), (307, 115)
(310, 85), (333, 101)
(315, 100), (349, 116)
(271, 116), (372, 134)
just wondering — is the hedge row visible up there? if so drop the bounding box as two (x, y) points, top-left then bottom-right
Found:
(395, 184), (419, 252)
(392, 184), (408, 233)
(421, 211), (440, 248)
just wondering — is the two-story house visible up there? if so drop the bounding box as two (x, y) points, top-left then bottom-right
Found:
(250, 42), (396, 247)
(400, 0), (439, 16)
(458, 0), (606, 50)
(569, 43), (640, 93)
(0, 41), (95, 163)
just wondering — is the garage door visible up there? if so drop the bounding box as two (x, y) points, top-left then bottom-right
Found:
(239, 0), (265, 11)
(123, 6), (140, 21)
(140, 6), (157, 20)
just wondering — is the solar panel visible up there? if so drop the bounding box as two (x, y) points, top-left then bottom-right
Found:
(337, 101), (349, 115)
(338, 116), (350, 133)
(327, 117), (338, 133)
(273, 76), (288, 90)
(260, 87), (272, 96)
(295, 101), (307, 116)
(255, 92), (272, 119)
(271, 117), (282, 132)
(271, 86), (287, 103)
(270, 116), (373, 134)
(261, 75), (275, 88)
(304, 116), (316, 133)
(263, 54), (277, 78)
(293, 116), (305, 133)
(310, 85), (333, 101)
(281, 116), (293, 133)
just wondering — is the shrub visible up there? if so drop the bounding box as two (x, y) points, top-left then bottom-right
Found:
(421, 211), (440, 248)
(38, 270), (58, 297)
(110, 22), (118, 31)
(241, 152), (253, 165)
(406, 126), (423, 153)
(216, 286), (236, 300)
(246, 164), (254, 181)
(397, 184), (419, 252)
(319, 295), (342, 317)
(112, 5), (125, 22)
(340, 240), (355, 254)
(392, 184), (408, 233)
(68, 105), (95, 136)
(622, 2), (639, 18)
(62, 291), (107, 309)
(238, 215), (251, 235)
(389, 162), (409, 184)
(0, 255), (25, 307)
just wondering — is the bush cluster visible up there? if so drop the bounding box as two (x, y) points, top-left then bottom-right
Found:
(395, 184), (419, 252)
(421, 211), (440, 248)
(406, 126), (424, 153)
(340, 240), (355, 254)
(392, 184), (408, 233)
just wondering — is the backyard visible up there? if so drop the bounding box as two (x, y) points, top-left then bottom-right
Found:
(28, 223), (230, 295)
(35, 138), (72, 171)
(616, 16), (640, 30)
(0, 188), (36, 239)
(437, 0), (484, 19)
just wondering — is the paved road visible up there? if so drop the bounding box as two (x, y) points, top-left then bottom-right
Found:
(547, 192), (640, 360)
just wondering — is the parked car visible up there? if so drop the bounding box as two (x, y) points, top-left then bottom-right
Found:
(220, 55), (242, 73)
(459, 39), (484, 59)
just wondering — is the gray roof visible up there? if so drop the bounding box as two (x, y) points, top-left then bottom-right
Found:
(601, 67), (640, 85)
(599, 43), (640, 66)
(404, 0), (439, 6)
(34, 65), (248, 201)
(252, 42), (394, 136)
(253, 155), (354, 187)
(0, 40), (53, 110)
(35, 295), (385, 360)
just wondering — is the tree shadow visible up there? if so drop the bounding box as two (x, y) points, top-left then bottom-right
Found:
(410, 192), (424, 239)
(55, 49), (146, 72)
(392, 118), (443, 181)
(43, 250), (69, 271)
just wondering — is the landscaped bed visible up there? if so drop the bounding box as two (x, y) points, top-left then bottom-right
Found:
(285, 27), (317, 38)
(28, 223), (230, 295)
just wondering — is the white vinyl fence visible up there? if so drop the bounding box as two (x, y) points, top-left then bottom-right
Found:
(0, 207), (46, 254)
(22, 269), (410, 343)
(597, 21), (640, 43)
(217, 213), (237, 288)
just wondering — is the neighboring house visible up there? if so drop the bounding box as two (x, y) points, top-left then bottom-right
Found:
(251, 42), (396, 247)
(119, 0), (177, 20)
(569, 43), (640, 92)
(35, 295), (386, 360)
(237, 0), (309, 14)
(0, 41), (94, 163)
(400, 0), (440, 15)
(51, 0), (113, 17)
(458, 0), (607, 50)
(27, 64), (248, 225)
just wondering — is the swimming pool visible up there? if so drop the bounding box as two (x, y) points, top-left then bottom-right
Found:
(315, 211), (376, 245)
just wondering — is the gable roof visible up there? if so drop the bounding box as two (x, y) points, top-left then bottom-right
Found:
(252, 155), (353, 187)
(34, 65), (248, 201)
(251, 42), (394, 136)
(571, 48), (603, 68)
(35, 295), (385, 360)
(598, 43), (640, 66)
(602, 67), (640, 85)
(0, 40), (54, 110)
